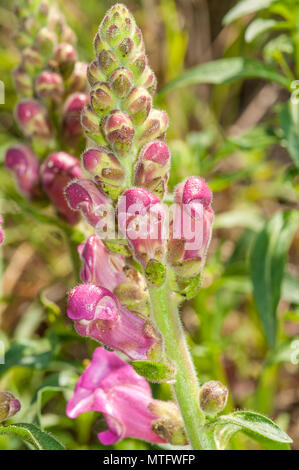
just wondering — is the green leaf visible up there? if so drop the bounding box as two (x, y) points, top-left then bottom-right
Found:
(132, 361), (175, 382)
(280, 100), (299, 168)
(0, 423), (65, 450)
(245, 19), (279, 43)
(211, 411), (292, 450)
(249, 211), (299, 348)
(158, 58), (290, 97)
(0, 340), (53, 377)
(223, 0), (277, 25)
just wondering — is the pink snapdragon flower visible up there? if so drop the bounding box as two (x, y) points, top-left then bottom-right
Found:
(5, 145), (40, 198)
(40, 152), (83, 225)
(117, 187), (166, 267)
(67, 284), (161, 361)
(78, 234), (126, 289)
(66, 347), (166, 444)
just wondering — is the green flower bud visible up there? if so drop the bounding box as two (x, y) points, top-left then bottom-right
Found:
(81, 104), (101, 134)
(102, 110), (135, 157)
(199, 381), (228, 416)
(98, 49), (118, 76)
(137, 109), (168, 147)
(90, 82), (115, 116)
(54, 42), (77, 79)
(82, 147), (125, 189)
(22, 47), (43, 75)
(13, 67), (33, 97)
(150, 401), (188, 446)
(0, 392), (21, 422)
(124, 86), (152, 124)
(109, 67), (133, 99)
(87, 60), (105, 86)
(115, 37), (135, 62)
(129, 51), (147, 78)
(36, 27), (57, 57)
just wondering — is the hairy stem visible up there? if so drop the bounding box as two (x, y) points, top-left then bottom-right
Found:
(148, 272), (215, 450)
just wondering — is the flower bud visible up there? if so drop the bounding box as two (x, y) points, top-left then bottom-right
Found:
(102, 110), (134, 157)
(98, 49), (118, 76)
(36, 27), (57, 57)
(78, 234), (126, 289)
(115, 37), (135, 62)
(62, 92), (89, 147)
(68, 62), (88, 93)
(60, 25), (77, 45)
(199, 381), (228, 416)
(81, 104), (101, 134)
(90, 82), (115, 116)
(129, 52), (147, 78)
(54, 42), (77, 78)
(40, 152), (82, 225)
(22, 47), (43, 75)
(150, 401), (188, 446)
(168, 177), (214, 279)
(67, 284), (162, 361)
(15, 99), (52, 138)
(140, 67), (157, 95)
(82, 147), (125, 198)
(5, 145), (40, 198)
(135, 141), (170, 199)
(35, 71), (64, 101)
(0, 392), (21, 422)
(65, 179), (112, 230)
(109, 67), (133, 98)
(137, 109), (168, 147)
(114, 266), (149, 314)
(124, 87), (152, 124)
(13, 67), (33, 97)
(87, 60), (105, 86)
(117, 188), (166, 268)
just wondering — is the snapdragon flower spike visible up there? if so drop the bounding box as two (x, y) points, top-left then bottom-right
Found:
(168, 177), (214, 278)
(40, 152), (82, 225)
(78, 234), (126, 290)
(15, 99), (52, 139)
(35, 71), (64, 101)
(5, 145), (40, 198)
(82, 147), (125, 198)
(62, 93), (89, 146)
(65, 179), (112, 230)
(135, 141), (171, 199)
(67, 285), (161, 362)
(66, 347), (169, 444)
(0, 392), (21, 423)
(118, 188), (166, 269)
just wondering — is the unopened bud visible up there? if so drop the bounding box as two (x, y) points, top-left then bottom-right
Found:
(41, 152), (82, 225)
(36, 27), (57, 57)
(15, 99), (52, 138)
(137, 109), (168, 147)
(61, 25), (77, 45)
(199, 381), (228, 416)
(13, 67), (33, 97)
(35, 71), (64, 101)
(116, 37), (135, 62)
(150, 401), (187, 446)
(129, 52), (147, 78)
(22, 47), (43, 75)
(102, 110), (134, 157)
(54, 42), (77, 78)
(114, 266), (149, 313)
(67, 62), (88, 93)
(5, 145), (40, 198)
(140, 67), (157, 95)
(135, 141), (170, 198)
(81, 104), (101, 134)
(98, 49), (118, 76)
(62, 93), (89, 146)
(109, 67), (133, 98)
(0, 392), (21, 422)
(87, 60), (105, 86)
(124, 87), (152, 124)
(90, 82), (115, 116)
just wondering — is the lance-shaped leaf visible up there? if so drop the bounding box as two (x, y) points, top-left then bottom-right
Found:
(249, 210), (299, 348)
(0, 423), (65, 450)
(223, 0), (277, 25)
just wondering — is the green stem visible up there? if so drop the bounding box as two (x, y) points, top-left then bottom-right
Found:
(148, 273), (215, 450)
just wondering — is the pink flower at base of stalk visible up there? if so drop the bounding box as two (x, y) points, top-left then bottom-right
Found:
(117, 187), (166, 267)
(40, 152), (83, 225)
(78, 234), (126, 289)
(5, 145), (40, 198)
(65, 179), (112, 230)
(66, 347), (166, 445)
(67, 284), (160, 361)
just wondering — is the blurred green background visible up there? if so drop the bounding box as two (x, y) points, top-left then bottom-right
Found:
(0, 0), (298, 450)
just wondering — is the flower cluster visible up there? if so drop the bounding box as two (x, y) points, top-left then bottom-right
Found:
(5, 0), (87, 224)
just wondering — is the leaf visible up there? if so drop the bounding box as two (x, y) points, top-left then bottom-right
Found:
(249, 211), (299, 348)
(0, 340), (52, 377)
(158, 58), (290, 97)
(280, 100), (299, 168)
(211, 411), (292, 450)
(223, 0), (277, 25)
(266, 337), (299, 366)
(228, 125), (279, 151)
(0, 423), (65, 450)
(132, 361), (175, 383)
(245, 19), (279, 42)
